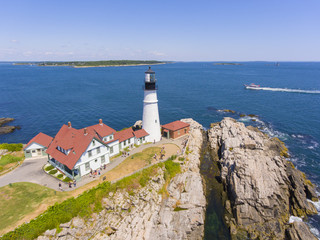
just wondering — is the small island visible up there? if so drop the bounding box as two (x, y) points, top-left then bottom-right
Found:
(213, 62), (242, 65)
(13, 60), (167, 68)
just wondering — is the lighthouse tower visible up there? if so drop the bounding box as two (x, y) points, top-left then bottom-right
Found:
(142, 67), (161, 142)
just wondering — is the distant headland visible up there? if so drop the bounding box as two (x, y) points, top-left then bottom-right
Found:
(13, 60), (167, 68)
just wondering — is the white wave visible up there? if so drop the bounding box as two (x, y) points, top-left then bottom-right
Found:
(248, 86), (320, 94)
(308, 199), (320, 213)
(310, 228), (320, 239)
(238, 116), (252, 122)
(289, 216), (303, 223)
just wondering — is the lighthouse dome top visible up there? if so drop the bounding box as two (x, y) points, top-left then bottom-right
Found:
(145, 66), (155, 74)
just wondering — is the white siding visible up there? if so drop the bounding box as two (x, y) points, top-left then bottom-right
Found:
(107, 140), (119, 157)
(119, 137), (135, 150)
(135, 136), (148, 145)
(74, 139), (109, 176)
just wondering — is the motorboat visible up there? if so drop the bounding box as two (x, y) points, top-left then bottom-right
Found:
(244, 83), (261, 90)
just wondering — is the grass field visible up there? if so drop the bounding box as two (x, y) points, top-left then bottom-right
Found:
(103, 147), (161, 181)
(0, 151), (24, 175)
(0, 182), (66, 235)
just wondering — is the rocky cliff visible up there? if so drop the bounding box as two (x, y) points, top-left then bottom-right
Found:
(208, 117), (319, 240)
(37, 119), (206, 240)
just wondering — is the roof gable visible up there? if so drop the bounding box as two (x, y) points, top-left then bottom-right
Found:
(86, 123), (116, 138)
(24, 132), (53, 150)
(114, 128), (135, 143)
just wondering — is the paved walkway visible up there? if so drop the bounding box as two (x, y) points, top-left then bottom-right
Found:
(0, 136), (188, 191)
(0, 156), (60, 188)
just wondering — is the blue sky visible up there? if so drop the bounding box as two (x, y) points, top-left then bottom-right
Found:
(1, 0), (320, 61)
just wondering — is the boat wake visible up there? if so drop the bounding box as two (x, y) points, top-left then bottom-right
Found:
(249, 86), (320, 94)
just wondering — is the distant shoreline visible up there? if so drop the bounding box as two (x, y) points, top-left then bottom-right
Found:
(13, 60), (167, 68)
(72, 63), (166, 68)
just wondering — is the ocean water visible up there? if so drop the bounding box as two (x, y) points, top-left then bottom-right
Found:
(1, 62), (320, 236)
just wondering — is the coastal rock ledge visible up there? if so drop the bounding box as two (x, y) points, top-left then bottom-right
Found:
(208, 117), (319, 240)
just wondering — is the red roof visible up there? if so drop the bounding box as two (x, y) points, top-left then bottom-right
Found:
(24, 132), (53, 149)
(133, 129), (149, 138)
(46, 125), (106, 170)
(114, 128), (135, 143)
(86, 123), (116, 138)
(162, 120), (190, 131)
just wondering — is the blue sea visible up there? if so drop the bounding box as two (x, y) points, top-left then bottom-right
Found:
(1, 62), (320, 236)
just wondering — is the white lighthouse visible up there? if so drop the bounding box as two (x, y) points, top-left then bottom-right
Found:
(142, 66), (161, 142)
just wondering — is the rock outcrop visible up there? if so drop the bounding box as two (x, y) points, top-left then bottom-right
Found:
(208, 117), (319, 239)
(0, 118), (20, 135)
(37, 118), (206, 240)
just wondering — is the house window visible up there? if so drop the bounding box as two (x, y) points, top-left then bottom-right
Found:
(32, 150), (36, 153)
(155, 120), (157, 123)
(184, 129), (187, 133)
(101, 155), (105, 164)
(26, 150), (30, 153)
(110, 135), (113, 140)
(124, 140), (126, 146)
(110, 146), (114, 154)
(143, 137), (145, 141)
(128, 138), (130, 144)
(85, 162), (90, 171)
(103, 137), (107, 141)
(92, 140), (95, 146)
(97, 147), (100, 154)
(88, 150), (92, 157)
(178, 130), (180, 135)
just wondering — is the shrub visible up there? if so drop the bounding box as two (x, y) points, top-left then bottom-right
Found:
(0, 166), (3, 172)
(0, 143), (23, 152)
(49, 169), (57, 175)
(164, 160), (181, 179)
(178, 157), (185, 161)
(45, 165), (54, 171)
(57, 174), (63, 179)
(63, 177), (72, 182)
(0, 155), (22, 166)
(168, 155), (177, 161)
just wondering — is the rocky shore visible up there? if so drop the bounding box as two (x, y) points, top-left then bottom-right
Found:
(208, 117), (319, 240)
(37, 118), (206, 240)
(0, 118), (20, 135)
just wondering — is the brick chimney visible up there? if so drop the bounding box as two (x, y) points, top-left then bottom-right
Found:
(99, 119), (103, 125)
(68, 121), (71, 128)
(84, 127), (88, 135)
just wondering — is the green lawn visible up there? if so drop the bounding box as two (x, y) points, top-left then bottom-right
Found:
(0, 182), (64, 234)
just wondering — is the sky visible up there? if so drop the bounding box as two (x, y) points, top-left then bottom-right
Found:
(0, 0), (320, 61)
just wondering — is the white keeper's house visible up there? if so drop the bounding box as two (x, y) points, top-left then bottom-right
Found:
(41, 119), (149, 180)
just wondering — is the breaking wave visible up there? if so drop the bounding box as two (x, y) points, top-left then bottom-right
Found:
(248, 87), (320, 94)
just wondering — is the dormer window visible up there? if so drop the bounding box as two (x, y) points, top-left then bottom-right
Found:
(92, 140), (96, 146)
(110, 135), (113, 140)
